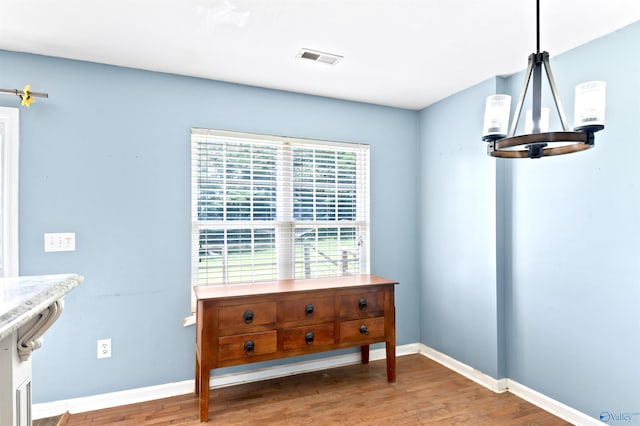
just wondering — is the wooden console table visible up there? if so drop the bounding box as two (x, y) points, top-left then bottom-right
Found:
(194, 274), (398, 422)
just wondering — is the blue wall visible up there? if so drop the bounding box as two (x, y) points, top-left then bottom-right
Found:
(503, 22), (640, 419)
(0, 50), (420, 402)
(419, 21), (640, 422)
(418, 78), (503, 378)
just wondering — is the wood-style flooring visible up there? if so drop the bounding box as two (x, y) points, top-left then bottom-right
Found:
(64, 354), (570, 425)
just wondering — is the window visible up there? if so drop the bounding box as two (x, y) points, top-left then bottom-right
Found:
(0, 107), (19, 277)
(191, 129), (370, 303)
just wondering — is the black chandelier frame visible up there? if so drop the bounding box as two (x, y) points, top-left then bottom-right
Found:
(483, 0), (604, 159)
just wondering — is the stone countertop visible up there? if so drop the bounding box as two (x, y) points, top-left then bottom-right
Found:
(0, 274), (84, 342)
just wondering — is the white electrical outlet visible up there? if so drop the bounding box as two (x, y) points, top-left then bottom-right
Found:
(44, 232), (76, 252)
(97, 338), (112, 359)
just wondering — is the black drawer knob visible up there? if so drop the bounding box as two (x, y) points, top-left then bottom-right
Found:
(359, 324), (369, 335)
(244, 340), (255, 355)
(243, 310), (254, 324)
(305, 332), (315, 345)
(358, 298), (368, 310)
(305, 304), (314, 316)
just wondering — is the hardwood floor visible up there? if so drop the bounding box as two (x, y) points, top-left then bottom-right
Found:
(65, 354), (570, 425)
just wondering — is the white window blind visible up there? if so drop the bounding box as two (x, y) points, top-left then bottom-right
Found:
(191, 128), (370, 299)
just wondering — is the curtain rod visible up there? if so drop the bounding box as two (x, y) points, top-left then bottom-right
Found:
(0, 88), (48, 98)
(0, 85), (48, 107)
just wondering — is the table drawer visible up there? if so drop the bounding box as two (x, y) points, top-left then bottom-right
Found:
(339, 317), (385, 343)
(339, 290), (384, 317)
(281, 323), (335, 351)
(218, 330), (277, 361)
(218, 302), (276, 330)
(277, 295), (336, 322)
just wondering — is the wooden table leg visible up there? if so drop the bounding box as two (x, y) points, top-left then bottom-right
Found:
(198, 360), (210, 422)
(360, 344), (370, 364)
(195, 352), (200, 396)
(385, 287), (396, 383)
(385, 339), (396, 382)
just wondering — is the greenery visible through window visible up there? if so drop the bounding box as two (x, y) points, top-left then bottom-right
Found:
(191, 129), (370, 303)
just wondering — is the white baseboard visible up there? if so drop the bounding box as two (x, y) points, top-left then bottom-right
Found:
(416, 344), (601, 426)
(417, 343), (508, 393)
(33, 379), (195, 420)
(34, 342), (600, 426)
(507, 379), (605, 426)
(33, 343), (418, 419)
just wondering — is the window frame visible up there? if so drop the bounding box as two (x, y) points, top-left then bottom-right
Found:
(0, 107), (19, 278)
(190, 128), (370, 310)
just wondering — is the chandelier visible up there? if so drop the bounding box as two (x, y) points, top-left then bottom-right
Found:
(482, 0), (606, 159)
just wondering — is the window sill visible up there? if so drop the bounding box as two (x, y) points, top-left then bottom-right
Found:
(182, 314), (195, 327)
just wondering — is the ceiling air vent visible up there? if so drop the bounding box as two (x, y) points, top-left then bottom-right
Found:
(297, 48), (343, 65)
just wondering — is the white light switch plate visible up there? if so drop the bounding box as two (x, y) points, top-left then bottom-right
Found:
(44, 232), (76, 252)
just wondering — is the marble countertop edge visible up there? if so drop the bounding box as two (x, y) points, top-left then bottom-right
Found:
(0, 274), (84, 342)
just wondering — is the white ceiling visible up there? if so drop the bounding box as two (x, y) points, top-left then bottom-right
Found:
(1, 0), (639, 110)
